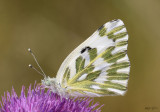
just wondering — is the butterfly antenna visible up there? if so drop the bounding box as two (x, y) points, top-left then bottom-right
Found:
(28, 64), (45, 77)
(28, 48), (46, 78)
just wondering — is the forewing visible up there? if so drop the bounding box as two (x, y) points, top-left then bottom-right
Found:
(56, 19), (130, 97)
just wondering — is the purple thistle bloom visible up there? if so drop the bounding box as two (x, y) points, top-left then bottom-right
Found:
(0, 83), (102, 112)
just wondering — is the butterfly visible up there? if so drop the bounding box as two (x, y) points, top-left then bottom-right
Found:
(28, 19), (130, 98)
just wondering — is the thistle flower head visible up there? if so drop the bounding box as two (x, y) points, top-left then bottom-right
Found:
(0, 83), (102, 112)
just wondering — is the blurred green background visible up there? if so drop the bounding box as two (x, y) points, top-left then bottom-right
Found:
(0, 0), (160, 112)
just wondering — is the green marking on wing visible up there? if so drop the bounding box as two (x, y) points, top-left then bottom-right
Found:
(83, 70), (101, 81)
(83, 65), (95, 73)
(69, 65), (95, 84)
(99, 27), (107, 37)
(105, 51), (127, 63)
(71, 88), (115, 96)
(88, 48), (97, 61)
(101, 46), (115, 59)
(107, 25), (125, 36)
(107, 62), (130, 74)
(116, 41), (128, 47)
(62, 67), (70, 87)
(70, 81), (116, 95)
(107, 73), (128, 80)
(108, 32), (127, 40)
(76, 56), (85, 73)
(106, 25), (127, 41)
(67, 48), (99, 84)
(99, 25), (126, 39)
(103, 81), (126, 90)
(101, 46), (127, 63)
(70, 80), (126, 95)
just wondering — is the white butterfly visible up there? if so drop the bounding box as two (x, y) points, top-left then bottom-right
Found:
(29, 19), (130, 98)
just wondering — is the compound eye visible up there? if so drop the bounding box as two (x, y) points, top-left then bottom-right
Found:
(44, 81), (50, 86)
(47, 82), (50, 86)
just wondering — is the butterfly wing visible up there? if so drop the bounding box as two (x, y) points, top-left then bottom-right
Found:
(56, 19), (130, 97)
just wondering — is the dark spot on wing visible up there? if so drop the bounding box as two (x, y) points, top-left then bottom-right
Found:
(98, 25), (104, 31)
(81, 46), (92, 54)
(110, 19), (119, 23)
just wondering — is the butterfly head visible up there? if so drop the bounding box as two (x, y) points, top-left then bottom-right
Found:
(41, 76), (56, 87)
(41, 76), (66, 96)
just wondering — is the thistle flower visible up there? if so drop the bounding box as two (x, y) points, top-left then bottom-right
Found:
(0, 83), (102, 112)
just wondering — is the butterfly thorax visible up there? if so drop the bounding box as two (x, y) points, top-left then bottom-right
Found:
(41, 76), (68, 97)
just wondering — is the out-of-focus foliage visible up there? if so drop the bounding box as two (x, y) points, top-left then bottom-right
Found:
(0, 0), (159, 112)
